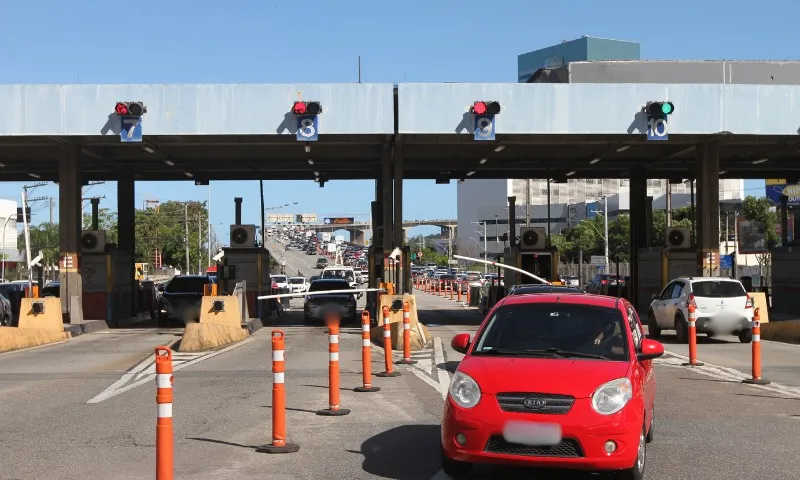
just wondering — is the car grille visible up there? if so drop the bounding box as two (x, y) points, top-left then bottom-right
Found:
(484, 435), (584, 458)
(496, 392), (575, 415)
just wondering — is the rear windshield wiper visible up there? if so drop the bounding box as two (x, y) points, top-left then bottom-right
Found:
(541, 348), (610, 360)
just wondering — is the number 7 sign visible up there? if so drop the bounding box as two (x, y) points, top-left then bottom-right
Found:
(120, 116), (143, 143)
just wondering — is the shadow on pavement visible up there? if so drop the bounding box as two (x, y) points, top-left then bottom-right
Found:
(187, 437), (259, 449)
(650, 332), (738, 346)
(262, 405), (319, 414)
(356, 424), (440, 480)
(677, 377), (740, 384)
(437, 361), (460, 373)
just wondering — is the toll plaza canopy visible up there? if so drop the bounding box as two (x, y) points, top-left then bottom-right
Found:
(2, 82), (800, 322)
(0, 83), (799, 182)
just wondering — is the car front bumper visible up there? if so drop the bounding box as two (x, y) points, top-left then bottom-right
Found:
(441, 395), (642, 472)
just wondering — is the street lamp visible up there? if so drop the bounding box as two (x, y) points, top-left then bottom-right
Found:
(471, 221), (488, 274)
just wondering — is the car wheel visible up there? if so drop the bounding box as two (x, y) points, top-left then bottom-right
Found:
(674, 315), (689, 344)
(439, 444), (473, 478)
(738, 329), (753, 343)
(617, 427), (647, 480)
(647, 311), (661, 338)
(646, 408), (654, 443)
(1, 313), (8, 326)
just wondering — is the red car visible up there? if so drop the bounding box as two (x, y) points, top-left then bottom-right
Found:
(441, 293), (664, 479)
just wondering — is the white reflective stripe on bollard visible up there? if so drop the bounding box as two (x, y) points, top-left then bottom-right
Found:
(753, 334), (761, 342)
(156, 374), (172, 389)
(273, 350), (285, 362)
(362, 339), (370, 347)
(157, 403), (173, 418)
(330, 352), (339, 362)
(384, 330), (391, 338)
(404, 323), (410, 330)
(273, 372), (285, 384)
(362, 324), (370, 332)
(329, 335), (339, 344)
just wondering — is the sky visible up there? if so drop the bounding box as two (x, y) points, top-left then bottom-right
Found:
(1, 0), (792, 243)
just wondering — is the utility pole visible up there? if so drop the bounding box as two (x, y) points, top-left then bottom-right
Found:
(525, 179), (531, 226)
(198, 215), (202, 275)
(49, 197), (55, 225)
(448, 226), (453, 263)
(184, 204), (190, 275)
(665, 181), (672, 227)
(603, 196), (609, 273)
(207, 184), (212, 268)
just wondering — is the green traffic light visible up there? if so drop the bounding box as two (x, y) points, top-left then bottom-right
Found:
(661, 102), (673, 115)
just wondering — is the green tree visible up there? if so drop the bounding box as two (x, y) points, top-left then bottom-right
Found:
(651, 206), (693, 246)
(134, 201), (209, 272)
(608, 214), (630, 263)
(548, 233), (575, 261)
(741, 195), (779, 283)
(17, 222), (60, 266)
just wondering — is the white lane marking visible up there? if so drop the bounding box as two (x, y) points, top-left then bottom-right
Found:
(433, 337), (450, 399)
(660, 351), (800, 399)
(87, 336), (256, 404)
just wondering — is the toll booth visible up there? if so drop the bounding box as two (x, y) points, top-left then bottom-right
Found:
(636, 248), (698, 313)
(216, 247), (271, 321)
(82, 250), (135, 326)
(506, 245), (560, 289)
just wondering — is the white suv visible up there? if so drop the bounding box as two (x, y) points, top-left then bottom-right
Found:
(647, 277), (753, 343)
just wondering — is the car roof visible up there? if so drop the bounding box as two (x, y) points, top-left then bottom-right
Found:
(677, 276), (741, 283)
(498, 292), (623, 310)
(509, 285), (582, 295)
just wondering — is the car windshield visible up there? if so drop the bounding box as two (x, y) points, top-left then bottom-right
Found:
(511, 285), (582, 295)
(465, 275), (481, 282)
(272, 276), (287, 283)
(692, 280), (746, 298)
(289, 278), (304, 284)
(164, 277), (208, 294)
(309, 280), (350, 292)
(472, 302), (629, 361)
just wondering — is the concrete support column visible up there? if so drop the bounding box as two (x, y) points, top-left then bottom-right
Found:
(629, 171), (648, 312)
(117, 174), (136, 317)
(393, 144), (404, 248)
(58, 145), (83, 323)
(696, 142), (721, 277)
(381, 146), (394, 253)
(347, 228), (366, 246)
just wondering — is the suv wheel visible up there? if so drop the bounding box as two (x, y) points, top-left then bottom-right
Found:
(674, 315), (689, 343)
(738, 329), (753, 343)
(647, 311), (661, 338)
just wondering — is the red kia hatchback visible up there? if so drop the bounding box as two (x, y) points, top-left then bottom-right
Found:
(441, 293), (664, 479)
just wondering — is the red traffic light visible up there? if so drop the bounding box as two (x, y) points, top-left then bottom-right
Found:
(292, 101), (322, 115)
(471, 101), (500, 115)
(114, 101), (146, 116)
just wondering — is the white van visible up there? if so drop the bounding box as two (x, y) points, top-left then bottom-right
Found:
(321, 266), (357, 288)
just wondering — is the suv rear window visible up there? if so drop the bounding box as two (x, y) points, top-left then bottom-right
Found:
(309, 280), (350, 292)
(692, 281), (747, 298)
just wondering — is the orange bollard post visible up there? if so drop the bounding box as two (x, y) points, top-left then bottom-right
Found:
(317, 313), (351, 415)
(743, 307), (771, 385)
(466, 286), (471, 306)
(355, 310), (380, 393)
(155, 347), (174, 480)
(450, 282), (455, 300)
(376, 306), (401, 378)
(681, 300), (704, 367)
(257, 330), (300, 453)
(457, 284), (462, 303)
(397, 301), (417, 365)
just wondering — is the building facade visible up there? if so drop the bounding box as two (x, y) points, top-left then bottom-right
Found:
(517, 36), (640, 83)
(0, 199), (20, 267)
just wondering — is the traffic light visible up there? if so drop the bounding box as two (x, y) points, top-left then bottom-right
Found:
(292, 101), (322, 115)
(471, 101), (501, 115)
(644, 101), (674, 117)
(114, 101), (147, 116)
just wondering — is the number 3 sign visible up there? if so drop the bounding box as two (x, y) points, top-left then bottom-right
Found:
(296, 115), (318, 142)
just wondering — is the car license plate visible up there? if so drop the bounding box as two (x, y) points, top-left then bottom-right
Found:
(502, 420), (562, 447)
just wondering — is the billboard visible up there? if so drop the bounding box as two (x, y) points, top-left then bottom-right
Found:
(765, 179), (800, 206)
(267, 213), (294, 223)
(323, 217), (354, 225)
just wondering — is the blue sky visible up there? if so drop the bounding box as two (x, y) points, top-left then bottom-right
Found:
(1, 0), (789, 242)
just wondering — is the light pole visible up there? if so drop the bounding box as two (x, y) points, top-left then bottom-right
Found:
(494, 214), (499, 247)
(471, 221), (488, 274)
(588, 196), (610, 273)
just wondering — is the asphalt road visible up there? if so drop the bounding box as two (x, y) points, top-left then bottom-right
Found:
(1, 275), (799, 478)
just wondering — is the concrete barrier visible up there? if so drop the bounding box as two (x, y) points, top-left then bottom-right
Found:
(761, 320), (800, 344)
(0, 298), (71, 353)
(370, 294), (430, 351)
(179, 296), (249, 352)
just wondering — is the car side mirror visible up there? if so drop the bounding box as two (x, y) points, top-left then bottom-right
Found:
(637, 338), (664, 361)
(451, 333), (471, 354)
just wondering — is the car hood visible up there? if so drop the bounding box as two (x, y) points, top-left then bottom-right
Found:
(457, 355), (631, 399)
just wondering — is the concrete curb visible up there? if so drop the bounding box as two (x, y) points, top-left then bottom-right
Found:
(63, 320), (109, 337)
(241, 318), (265, 334)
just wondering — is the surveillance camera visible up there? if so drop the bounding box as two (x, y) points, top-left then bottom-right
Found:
(212, 250), (225, 262)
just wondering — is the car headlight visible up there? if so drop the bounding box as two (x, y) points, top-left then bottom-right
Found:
(448, 371), (481, 409)
(591, 378), (633, 415)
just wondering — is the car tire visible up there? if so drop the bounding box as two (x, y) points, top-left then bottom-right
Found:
(738, 329), (753, 343)
(439, 444), (473, 478)
(674, 314), (689, 344)
(1, 313), (8, 327)
(646, 408), (654, 443)
(647, 311), (661, 338)
(618, 427), (647, 480)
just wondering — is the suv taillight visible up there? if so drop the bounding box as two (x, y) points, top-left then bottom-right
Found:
(745, 293), (753, 309)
